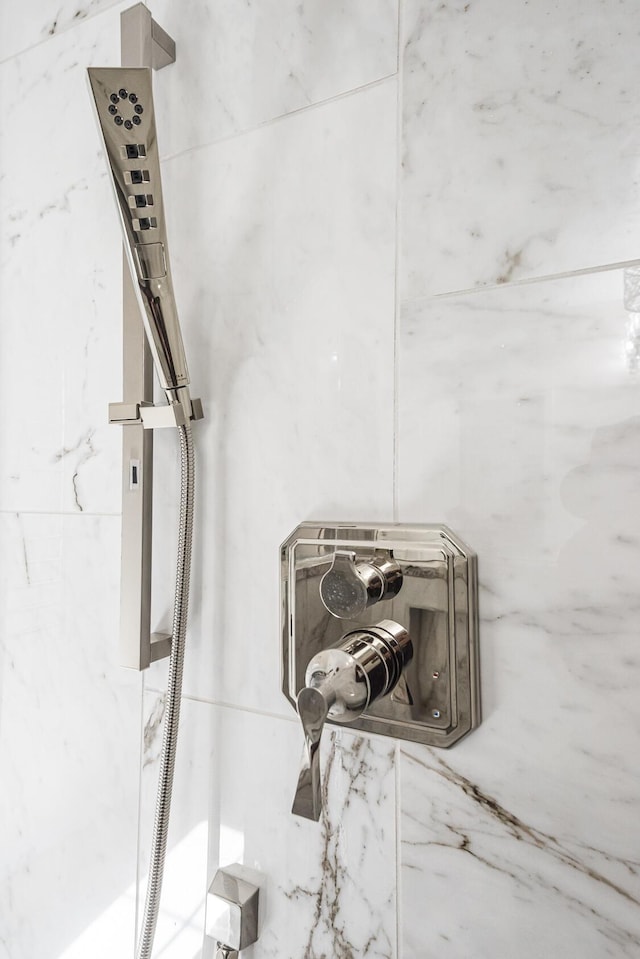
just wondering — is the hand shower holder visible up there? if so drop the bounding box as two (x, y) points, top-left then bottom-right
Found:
(94, 5), (204, 671)
(109, 396), (204, 429)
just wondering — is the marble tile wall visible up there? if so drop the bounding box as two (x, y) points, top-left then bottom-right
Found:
(0, 7), (142, 959)
(401, 0), (640, 298)
(397, 271), (640, 957)
(1, 0), (639, 957)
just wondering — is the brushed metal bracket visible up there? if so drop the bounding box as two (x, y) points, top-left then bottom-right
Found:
(109, 397), (204, 429)
(281, 522), (481, 749)
(121, 4), (176, 70)
(205, 864), (262, 955)
(113, 5), (177, 670)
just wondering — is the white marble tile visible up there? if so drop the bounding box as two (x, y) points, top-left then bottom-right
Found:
(144, 80), (398, 715)
(0, 5), (126, 514)
(397, 269), (640, 954)
(0, 513), (142, 959)
(137, 690), (214, 958)
(0, 0), (121, 64)
(138, 699), (396, 958)
(401, 0), (640, 298)
(147, 0), (398, 156)
(211, 709), (397, 959)
(399, 268), (640, 636)
(400, 742), (640, 958)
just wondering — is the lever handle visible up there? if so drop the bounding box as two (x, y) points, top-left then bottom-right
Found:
(320, 550), (403, 619)
(291, 687), (330, 820)
(291, 621), (412, 821)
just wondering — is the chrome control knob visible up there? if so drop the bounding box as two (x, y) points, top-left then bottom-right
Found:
(320, 550), (403, 620)
(291, 620), (412, 821)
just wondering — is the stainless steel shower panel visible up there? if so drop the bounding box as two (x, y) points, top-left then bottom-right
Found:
(89, 7), (203, 671)
(92, 11), (203, 958)
(87, 65), (189, 399)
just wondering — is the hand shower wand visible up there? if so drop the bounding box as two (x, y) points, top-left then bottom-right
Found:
(88, 65), (203, 959)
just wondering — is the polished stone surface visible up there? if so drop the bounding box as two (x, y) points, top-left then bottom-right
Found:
(2, 0), (640, 956)
(0, 513), (141, 959)
(147, 0), (398, 156)
(144, 77), (397, 716)
(401, 0), (640, 298)
(138, 696), (397, 957)
(397, 268), (640, 956)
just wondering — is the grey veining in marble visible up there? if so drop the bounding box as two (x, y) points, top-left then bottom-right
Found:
(401, 0), (640, 298)
(0, 514), (141, 959)
(0, 8), (123, 515)
(284, 735), (396, 959)
(148, 0), (398, 156)
(138, 698), (397, 958)
(0, 0), (122, 63)
(2, 1), (640, 957)
(397, 268), (640, 955)
(401, 745), (640, 958)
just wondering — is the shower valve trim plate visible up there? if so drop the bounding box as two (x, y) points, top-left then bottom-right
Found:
(281, 521), (481, 820)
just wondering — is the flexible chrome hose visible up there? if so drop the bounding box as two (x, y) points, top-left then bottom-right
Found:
(137, 422), (195, 959)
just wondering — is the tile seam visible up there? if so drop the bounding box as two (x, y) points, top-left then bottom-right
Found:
(0, 509), (122, 517)
(402, 257), (640, 306)
(160, 72), (400, 166)
(395, 4), (406, 948)
(141, 688), (299, 725)
(392, 0), (405, 526)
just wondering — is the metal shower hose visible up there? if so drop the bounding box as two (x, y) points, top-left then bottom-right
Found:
(137, 422), (195, 959)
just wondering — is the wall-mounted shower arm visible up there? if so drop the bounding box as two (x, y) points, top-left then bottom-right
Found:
(121, 3), (175, 69)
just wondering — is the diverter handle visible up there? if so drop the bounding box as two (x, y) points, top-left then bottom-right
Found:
(291, 620), (412, 821)
(291, 687), (330, 821)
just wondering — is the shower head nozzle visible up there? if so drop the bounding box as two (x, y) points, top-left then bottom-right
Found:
(87, 66), (189, 399)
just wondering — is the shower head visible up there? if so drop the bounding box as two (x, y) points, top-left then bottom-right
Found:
(87, 67), (190, 404)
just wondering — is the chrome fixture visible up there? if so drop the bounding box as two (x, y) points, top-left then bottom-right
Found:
(206, 865), (262, 958)
(89, 62), (205, 436)
(320, 549), (403, 619)
(293, 619), (412, 820)
(88, 3), (203, 672)
(281, 522), (481, 821)
(88, 61), (196, 412)
(88, 7), (203, 958)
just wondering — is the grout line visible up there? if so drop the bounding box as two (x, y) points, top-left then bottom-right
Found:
(0, 508), (122, 517)
(405, 257), (640, 305)
(160, 72), (399, 166)
(395, 741), (403, 959)
(392, 0), (405, 526)
(142, 687), (299, 725)
(395, 10), (405, 952)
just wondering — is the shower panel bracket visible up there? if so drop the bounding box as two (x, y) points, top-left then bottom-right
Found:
(109, 398), (204, 429)
(113, 5), (179, 670)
